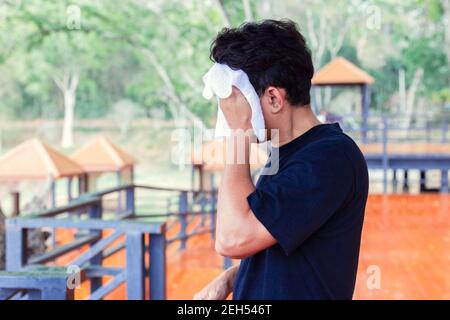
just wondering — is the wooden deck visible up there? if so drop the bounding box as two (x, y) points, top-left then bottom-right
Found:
(62, 194), (450, 300)
(354, 194), (450, 299)
(359, 143), (450, 155)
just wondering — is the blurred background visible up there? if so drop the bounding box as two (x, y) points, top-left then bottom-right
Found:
(0, 0), (449, 183)
(0, 0), (449, 300)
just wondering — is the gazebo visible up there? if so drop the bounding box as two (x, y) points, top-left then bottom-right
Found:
(311, 57), (375, 143)
(70, 136), (136, 192)
(0, 138), (85, 213)
(191, 139), (268, 191)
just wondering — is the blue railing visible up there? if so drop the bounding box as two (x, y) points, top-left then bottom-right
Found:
(0, 184), (229, 300)
(340, 116), (450, 193)
(339, 113), (450, 145)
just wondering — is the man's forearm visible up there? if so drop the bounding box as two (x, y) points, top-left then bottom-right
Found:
(194, 264), (240, 300)
(214, 88), (277, 258)
(222, 264), (240, 291)
(216, 134), (255, 251)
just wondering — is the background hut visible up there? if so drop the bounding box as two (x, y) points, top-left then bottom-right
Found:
(71, 136), (136, 192)
(0, 138), (84, 259)
(71, 136), (136, 213)
(0, 138), (85, 213)
(311, 57), (375, 143)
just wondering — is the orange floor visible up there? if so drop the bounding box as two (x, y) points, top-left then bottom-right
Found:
(354, 194), (450, 299)
(60, 194), (450, 300)
(162, 194), (450, 300)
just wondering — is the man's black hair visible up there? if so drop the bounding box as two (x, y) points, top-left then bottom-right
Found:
(210, 19), (314, 106)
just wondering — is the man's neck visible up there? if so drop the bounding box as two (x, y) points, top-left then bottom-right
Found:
(272, 105), (321, 147)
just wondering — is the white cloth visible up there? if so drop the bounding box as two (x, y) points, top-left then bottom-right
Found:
(202, 63), (266, 142)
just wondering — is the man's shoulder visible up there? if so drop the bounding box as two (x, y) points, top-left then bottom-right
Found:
(283, 130), (366, 179)
(296, 129), (361, 159)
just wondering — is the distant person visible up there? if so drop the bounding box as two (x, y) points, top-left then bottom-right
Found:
(195, 19), (368, 300)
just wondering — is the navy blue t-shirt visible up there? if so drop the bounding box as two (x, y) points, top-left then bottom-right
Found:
(233, 123), (368, 300)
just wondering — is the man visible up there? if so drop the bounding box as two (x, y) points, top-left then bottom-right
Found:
(195, 19), (368, 300)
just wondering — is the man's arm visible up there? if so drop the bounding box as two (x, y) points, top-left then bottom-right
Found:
(215, 87), (276, 259)
(193, 264), (239, 300)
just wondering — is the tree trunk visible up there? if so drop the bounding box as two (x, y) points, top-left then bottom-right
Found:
(214, 0), (231, 27)
(404, 68), (424, 134)
(53, 70), (79, 148)
(306, 10), (327, 67)
(243, 0), (253, 21)
(141, 48), (207, 132)
(399, 68), (406, 113)
(62, 91), (75, 148)
(442, 0), (450, 85)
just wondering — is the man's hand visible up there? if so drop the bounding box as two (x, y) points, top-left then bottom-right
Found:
(193, 265), (239, 300)
(219, 86), (252, 132)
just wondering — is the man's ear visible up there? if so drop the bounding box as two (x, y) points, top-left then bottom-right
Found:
(263, 86), (286, 114)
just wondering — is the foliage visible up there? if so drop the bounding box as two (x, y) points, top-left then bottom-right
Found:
(0, 0), (449, 125)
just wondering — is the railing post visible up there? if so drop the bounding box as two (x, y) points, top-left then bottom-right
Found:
(382, 116), (389, 194)
(420, 170), (427, 193)
(11, 192), (20, 217)
(126, 231), (145, 300)
(50, 179), (56, 208)
(442, 120), (448, 143)
(178, 191), (188, 251)
(200, 194), (206, 227)
(425, 120), (431, 143)
(403, 170), (409, 193)
(5, 220), (27, 271)
(78, 173), (89, 194)
(441, 170), (449, 193)
(149, 226), (166, 300)
(392, 169), (398, 193)
(125, 185), (135, 216)
(67, 177), (73, 203)
(88, 199), (102, 219)
(88, 200), (103, 293)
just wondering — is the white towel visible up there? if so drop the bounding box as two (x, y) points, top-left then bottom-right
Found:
(202, 63), (266, 142)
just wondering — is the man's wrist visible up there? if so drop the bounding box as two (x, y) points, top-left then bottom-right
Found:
(225, 129), (253, 167)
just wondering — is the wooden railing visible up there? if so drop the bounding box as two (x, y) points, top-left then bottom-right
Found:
(0, 184), (229, 300)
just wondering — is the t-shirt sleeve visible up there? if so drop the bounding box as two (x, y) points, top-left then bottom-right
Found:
(247, 149), (354, 256)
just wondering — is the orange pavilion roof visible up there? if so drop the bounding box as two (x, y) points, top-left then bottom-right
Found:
(311, 57), (375, 85)
(192, 139), (268, 172)
(0, 138), (85, 181)
(71, 136), (136, 173)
